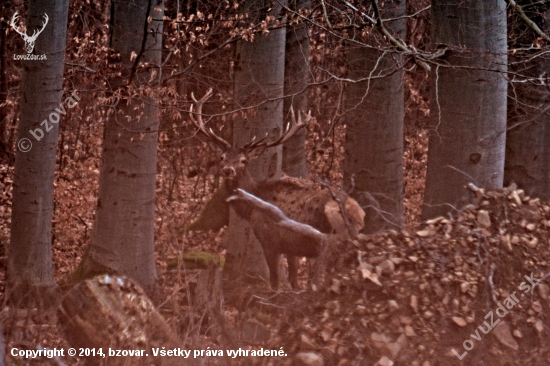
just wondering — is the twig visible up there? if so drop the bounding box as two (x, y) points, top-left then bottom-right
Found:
(127, 0), (155, 85)
(384, 5), (431, 22)
(488, 263), (498, 304)
(279, 0), (439, 71)
(65, 62), (97, 73)
(320, 0), (334, 29)
(371, 0), (431, 72)
(341, 0), (376, 24)
(320, 179), (354, 237)
(506, 0), (550, 42)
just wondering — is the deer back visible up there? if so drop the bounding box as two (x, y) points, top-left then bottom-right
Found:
(256, 178), (364, 237)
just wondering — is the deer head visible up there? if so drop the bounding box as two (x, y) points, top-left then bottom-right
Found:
(11, 11), (49, 54)
(189, 89), (311, 185)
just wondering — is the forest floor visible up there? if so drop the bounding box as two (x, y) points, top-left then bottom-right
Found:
(1, 125), (550, 366)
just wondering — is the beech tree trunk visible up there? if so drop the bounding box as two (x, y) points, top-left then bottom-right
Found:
(0, 322), (4, 366)
(223, 0), (287, 291)
(504, 2), (550, 199)
(343, 0), (405, 233)
(77, 0), (164, 293)
(422, 0), (508, 219)
(0, 2), (9, 162)
(8, 0), (69, 304)
(283, 0), (310, 178)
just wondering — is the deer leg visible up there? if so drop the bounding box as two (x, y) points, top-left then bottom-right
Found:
(308, 257), (317, 283)
(265, 251), (281, 290)
(311, 257), (323, 289)
(311, 237), (330, 289)
(287, 256), (299, 289)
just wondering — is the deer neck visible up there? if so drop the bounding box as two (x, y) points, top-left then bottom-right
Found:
(225, 171), (258, 220)
(224, 168), (259, 195)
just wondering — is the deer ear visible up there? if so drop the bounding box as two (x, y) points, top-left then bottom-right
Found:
(248, 145), (267, 159)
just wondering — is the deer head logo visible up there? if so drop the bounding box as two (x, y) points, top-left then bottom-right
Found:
(10, 11), (49, 54)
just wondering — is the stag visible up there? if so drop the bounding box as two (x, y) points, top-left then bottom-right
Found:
(189, 89), (365, 289)
(11, 11), (49, 54)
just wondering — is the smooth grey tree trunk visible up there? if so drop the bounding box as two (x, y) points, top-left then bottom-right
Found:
(283, 0), (310, 178)
(223, 0), (287, 290)
(0, 3), (8, 162)
(77, 0), (163, 293)
(504, 4), (550, 200)
(422, 0), (508, 219)
(0, 321), (4, 366)
(343, 0), (405, 233)
(8, 0), (69, 304)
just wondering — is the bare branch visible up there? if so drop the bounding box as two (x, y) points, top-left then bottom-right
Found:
(371, 0), (431, 72)
(506, 0), (550, 42)
(341, 1), (377, 24)
(383, 5), (431, 22)
(320, 0), (334, 29)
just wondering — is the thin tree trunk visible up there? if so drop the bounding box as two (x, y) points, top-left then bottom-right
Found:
(422, 0), (508, 219)
(283, 0), (310, 178)
(223, 0), (287, 292)
(504, 3), (550, 199)
(76, 0), (163, 293)
(0, 321), (4, 366)
(8, 0), (70, 304)
(343, 0), (405, 233)
(0, 3), (9, 162)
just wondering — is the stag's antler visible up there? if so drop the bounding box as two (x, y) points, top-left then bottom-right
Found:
(189, 88), (231, 149)
(190, 90), (311, 151)
(242, 106), (311, 150)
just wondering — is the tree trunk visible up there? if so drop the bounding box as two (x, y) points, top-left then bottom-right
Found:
(223, 0), (287, 292)
(76, 0), (164, 293)
(343, 0), (405, 233)
(0, 321), (5, 366)
(8, 0), (70, 304)
(0, 2), (9, 163)
(283, 0), (310, 178)
(504, 2), (550, 200)
(422, 0), (508, 219)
